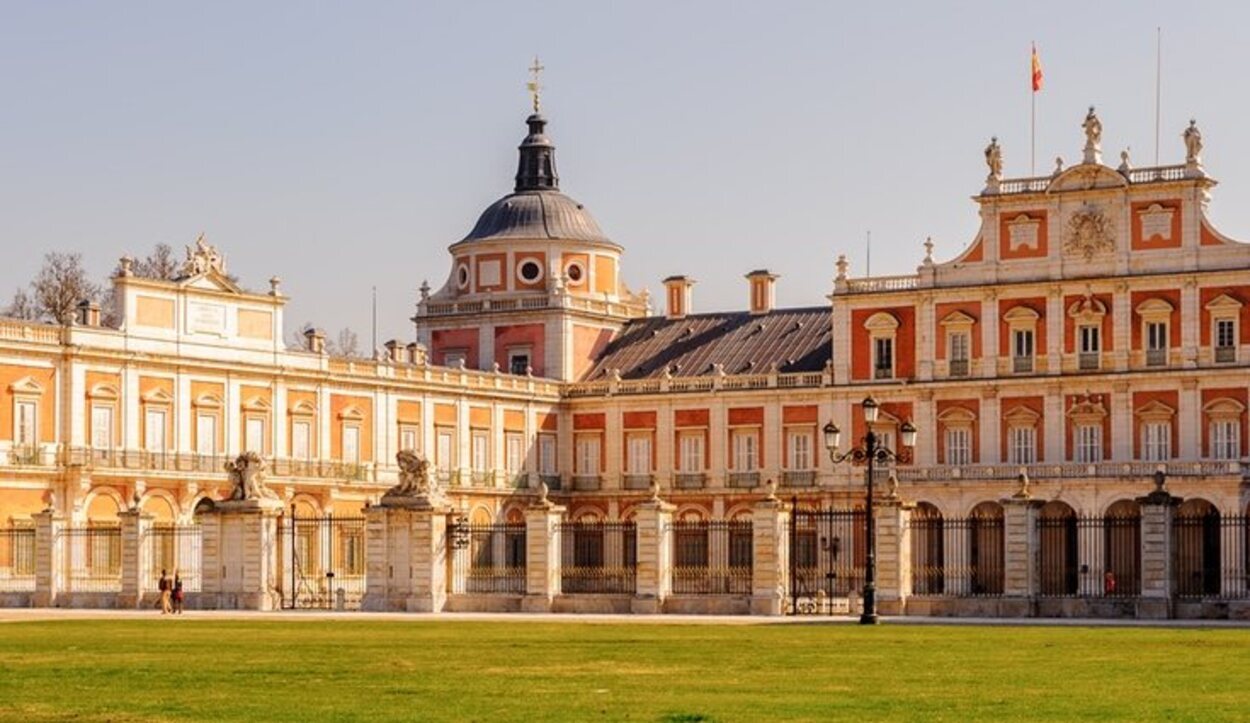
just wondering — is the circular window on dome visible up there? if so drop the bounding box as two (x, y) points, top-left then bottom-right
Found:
(517, 259), (543, 284)
(565, 261), (585, 285)
(456, 263), (471, 290)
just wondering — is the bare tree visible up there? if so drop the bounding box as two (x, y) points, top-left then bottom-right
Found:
(131, 243), (180, 280)
(334, 328), (361, 358)
(32, 252), (100, 324)
(4, 288), (38, 320)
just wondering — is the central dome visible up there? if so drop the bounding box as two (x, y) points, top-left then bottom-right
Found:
(461, 190), (609, 244)
(456, 111), (613, 247)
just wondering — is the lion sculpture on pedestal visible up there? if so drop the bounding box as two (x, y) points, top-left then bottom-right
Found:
(225, 451), (278, 501)
(386, 449), (434, 498)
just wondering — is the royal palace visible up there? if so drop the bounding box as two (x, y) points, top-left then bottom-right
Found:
(0, 99), (1248, 619)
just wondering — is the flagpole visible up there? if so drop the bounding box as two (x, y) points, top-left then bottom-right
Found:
(1030, 41), (1036, 176)
(1154, 27), (1162, 166)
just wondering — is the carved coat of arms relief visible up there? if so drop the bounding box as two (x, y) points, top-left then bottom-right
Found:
(1064, 205), (1116, 260)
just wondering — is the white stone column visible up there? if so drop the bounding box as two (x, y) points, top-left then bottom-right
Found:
(175, 372), (192, 453)
(1044, 384), (1064, 463)
(981, 294), (999, 379)
(655, 406), (673, 490)
(874, 499), (912, 614)
(1179, 379), (1200, 460)
(709, 401), (726, 490)
(980, 392), (1001, 465)
(1111, 382), (1132, 461)
(1112, 284), (1131, 371)
(1137, 483), (1180, 619)
(31, 510), (65, 607)
(604, 406), (623, 491)
(750, 493), (787, 615)
(68, 364), (87, 448)
(117, 509), (154, 608)
(632, 497), (675, 613)
(917, 296), (935, 381)
(522, 498), (565, 612)
(123, 367), (141, 450)
(1001, 495), (1042, 607)
(1181, 279), (1199, 367)
(200, 499), (283, 610)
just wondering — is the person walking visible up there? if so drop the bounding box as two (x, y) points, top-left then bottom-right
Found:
(157, 569), (172, 615)
(172, 572), (184, 615)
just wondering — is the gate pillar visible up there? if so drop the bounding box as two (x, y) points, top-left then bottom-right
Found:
(522, 488), (565, 612)
(1136, 473), (1182, 619)
(200, 499), (283, 610)
(1001, 487), (1044, 615)
(631, 493), (675, 614)
(117, 509), (154, 609)
(750, 484), (786, 616)
(361, 497), (453, 613)
(31, 510), (65, 607)
(874, 496), (913, 615)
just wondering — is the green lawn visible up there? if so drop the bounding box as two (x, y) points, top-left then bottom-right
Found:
(0, 619), (1246, 721)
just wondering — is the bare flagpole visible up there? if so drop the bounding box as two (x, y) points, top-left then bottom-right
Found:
(866, 230), (871, 277)
(371, 286), (378, 355)
(1155, 27), (1162, 165)
(1031, 41), (1037, 176)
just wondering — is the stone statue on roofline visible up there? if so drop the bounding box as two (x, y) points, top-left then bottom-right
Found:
(984, 136), (1003, 181)
(1184, 119), (1204, 177)
(1082, 106), (1102, 165)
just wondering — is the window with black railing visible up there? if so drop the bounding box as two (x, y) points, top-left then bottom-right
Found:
(670, 520), (753, 595)
(559, 520), (636, 594)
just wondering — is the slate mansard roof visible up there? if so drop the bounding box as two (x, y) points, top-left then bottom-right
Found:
(584, 306), (832, 380)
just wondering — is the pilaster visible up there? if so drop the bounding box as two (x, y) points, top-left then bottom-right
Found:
(117, 509), (154, 608)
(750, 493), (787, 615)
(873, 497), (912, 614)
(199, 499), (283, 610)
(31, 510), (64, 607)
(1001, 492), (1043, 604)
(522, 497), (566, 612)
(1137, 480), (1182, 619)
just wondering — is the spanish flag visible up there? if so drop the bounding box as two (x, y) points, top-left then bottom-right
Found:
(1031, 44), (1044, 92)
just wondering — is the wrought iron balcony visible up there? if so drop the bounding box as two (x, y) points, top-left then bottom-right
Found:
(622, 473), (652, 490)
(1078, 352), (1101, 371)
(674, 472), (706, 490)
(782, 470), (816, 487)
(727, 471), (759, 489)
(572, 474), (602, 491)
(948, 359), (970, 377)
(1145, 348), (1168, 367)
(1215, 346), (1237, 363)
(1013, 356), (1034, 374)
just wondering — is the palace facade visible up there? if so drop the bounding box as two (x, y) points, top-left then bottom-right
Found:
(1, 101), (1248, 616)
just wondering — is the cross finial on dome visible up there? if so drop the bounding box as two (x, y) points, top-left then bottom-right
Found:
(527, 56), (544, 113)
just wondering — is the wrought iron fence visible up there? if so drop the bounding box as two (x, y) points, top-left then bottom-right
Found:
(788, 507), (865, 614)
(907, 512), (1006, 597)
(147, 524), (203, 593)
(1173, 512), (1249, 599)
(449, 522), (526, 594)
(64, 524), (122, 593)
(279, 512), (368, 610)
(670, 520), (753, 595)
(559, 520), (636, 594)
(1036, 512), (1142, 597)
(0, 524), (36, 592)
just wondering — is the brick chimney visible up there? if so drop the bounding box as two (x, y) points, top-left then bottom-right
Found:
(384, 339), (404, 363)
(663, 275), (695, 320)
(304, 327), (326, 354)
(76, 299), (101, 327)
(745, 269), (778, 315)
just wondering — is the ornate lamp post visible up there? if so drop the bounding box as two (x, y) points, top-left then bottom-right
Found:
(823, 397), (917, 625)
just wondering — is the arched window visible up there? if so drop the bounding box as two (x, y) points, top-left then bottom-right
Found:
(1037, 501), (1077, 596)
(910, 502), (944, 595)
(1103, 500), (1141, 596)
(1173, 499), (1221, 598)
(968, 501), (1004, 596)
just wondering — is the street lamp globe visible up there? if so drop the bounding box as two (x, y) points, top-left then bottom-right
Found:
(900, 420), (918, 448)
(861, 397), (880, 424)
(823, 422), (841, 452)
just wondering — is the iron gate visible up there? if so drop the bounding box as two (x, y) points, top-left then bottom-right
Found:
(788, 505), (866, 615)
(280, 510), (367, 610)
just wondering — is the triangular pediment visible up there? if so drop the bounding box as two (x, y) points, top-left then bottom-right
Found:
(141, 387), (174, 404)
(1205, 293), (1243, 312)
(1003, 305), (1040, 323)
(290, 399), (317, 415)
(9, 376), (45, 395)
(1003, 404), (1041, 425)
(863, 311), (900, 331)
(1135, 400), (1176, 420)
(1203, 397), (1246, 417)
(940, 310), (977, 326)
(179, 268), (243, 295)
(88, 383), (119, 399)
(937, 406), (977, 424)
(1046, 164), (1129, 193)
(1135, 297), (1174, 315)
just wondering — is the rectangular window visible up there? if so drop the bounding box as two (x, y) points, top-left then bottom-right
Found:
(144, 408), (167, 452)
(436, 429), (455, 469)
(342, 425), (361, 464)
(1013, 329), (1034, 372)
(14, 400), (37, 447)
(399, 424), (419, 452)
(471, 431), (490, 471)
(1008, 426), (1036, 465)
(1146, 322), (1168, 366)
(1215, 319), (1237, 362)
(626, 434), (651, 474)
(787, 429), (812, 470)
(196, 413), (217, 456)
(948, 332), (970, 376)
(508, 349), (531, 376)
(944, 427), (971, 466)
(1210, 420), (1240, 460)
(245, 417), (265, 454)
(1079, 325), (1101, 353)
(678, 432), (705, 472)
(731, 429), (759, 471)
(1075, 424), (1102, 463)
(1142, 422), (1171, 462)
(538, 434), (557, 475)
(91, 405), (113, 450)
(505, 433), (524, 472)
(873, 337), (894, 379)
(291, 420), (311, 459)
(574, 434), (600, 476)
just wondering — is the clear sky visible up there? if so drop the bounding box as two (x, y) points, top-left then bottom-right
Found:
(2, 1), (1247, 346)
